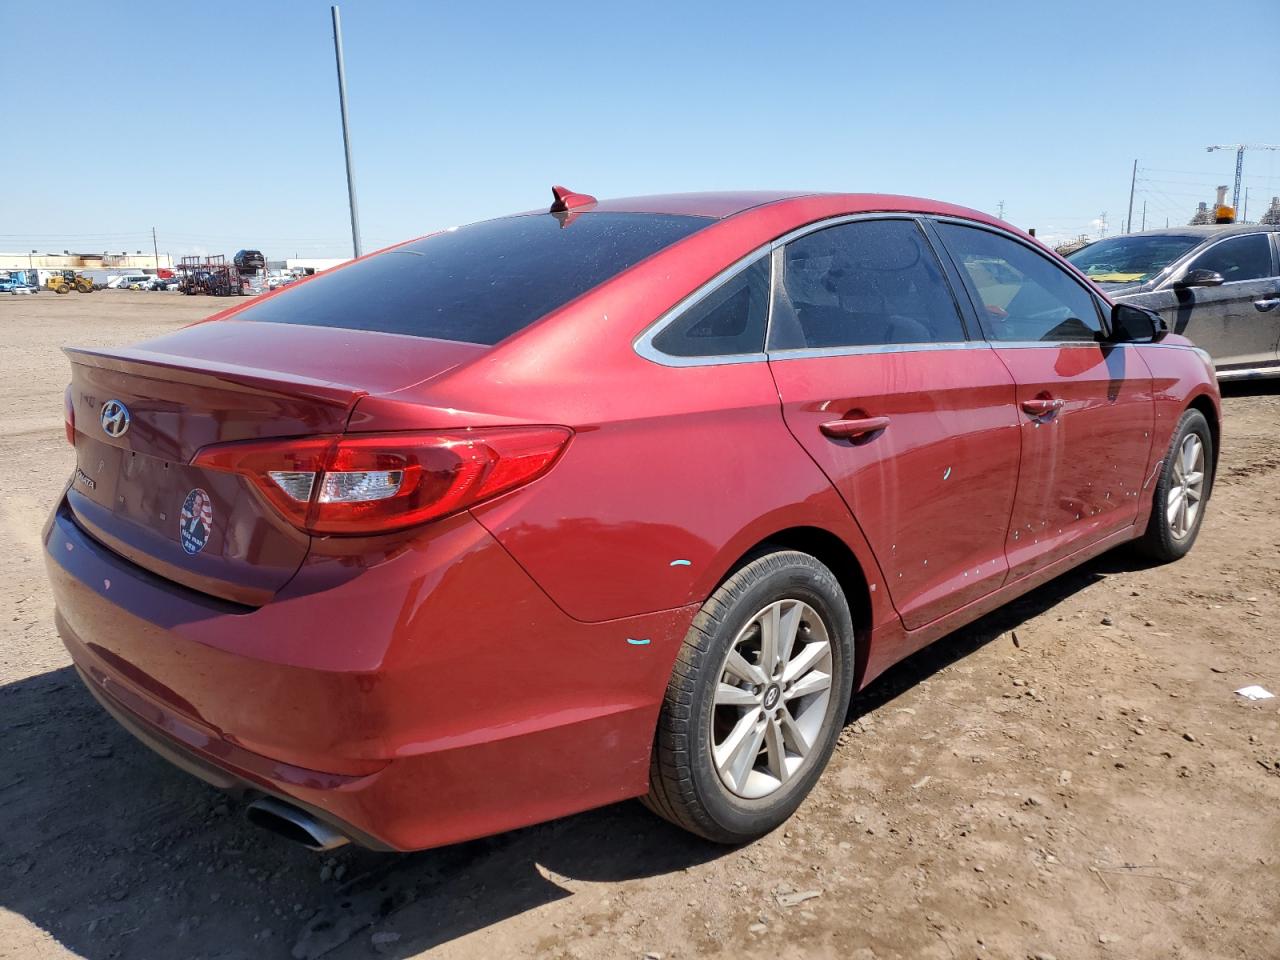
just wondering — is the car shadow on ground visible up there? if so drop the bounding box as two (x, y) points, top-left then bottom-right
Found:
(0, 549), (1138, 960)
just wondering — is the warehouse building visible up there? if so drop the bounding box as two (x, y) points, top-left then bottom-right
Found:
(0, 251), (172, 271)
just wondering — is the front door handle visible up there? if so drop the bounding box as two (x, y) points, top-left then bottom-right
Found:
(1254, 298), (1280, 312)
(1021, 397), (1065, 417)
(820, 415), (890, 440)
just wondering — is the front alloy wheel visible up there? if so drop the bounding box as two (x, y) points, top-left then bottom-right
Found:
(1166, 432), (1205, 540)
(644, 550), (854, 844)
(1136, 406), (1213, 562)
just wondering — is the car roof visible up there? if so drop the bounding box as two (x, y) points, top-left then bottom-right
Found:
(1114, 224), (1277, 240)
(585, 190), (995, 222)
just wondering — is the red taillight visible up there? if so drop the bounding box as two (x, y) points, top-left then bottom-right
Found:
(64, 385), (75, 446)
(192, 427), (572, 535)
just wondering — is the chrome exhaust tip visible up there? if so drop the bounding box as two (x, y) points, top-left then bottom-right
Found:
(245, 797), (350, 851)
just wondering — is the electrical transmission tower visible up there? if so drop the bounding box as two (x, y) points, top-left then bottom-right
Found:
(1206, 144), (1280, 214)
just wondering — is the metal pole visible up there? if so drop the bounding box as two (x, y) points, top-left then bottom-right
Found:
(152, 227), (160, 271)
(1242, 187), (1250, 222)
(1141, 201), (1146, 231)
(1232, 146), (1244, 213)
(1125, 159), (1137, 234)
(331, 5), (362, 258)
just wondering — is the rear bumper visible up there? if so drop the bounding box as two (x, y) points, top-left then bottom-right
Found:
(71, 655), (394, 850)
(45, 498), (695, 851)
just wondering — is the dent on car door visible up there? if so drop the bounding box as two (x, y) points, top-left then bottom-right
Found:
(932, 221), (1154, 580)
(765, 217), (1021, 631)
(1167, 232), (1280, 369)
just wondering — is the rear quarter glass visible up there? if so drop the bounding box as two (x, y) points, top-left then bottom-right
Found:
(234, 212), (713, 345)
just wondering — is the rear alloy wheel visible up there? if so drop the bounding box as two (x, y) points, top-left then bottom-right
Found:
(644, 550), (854, 843)
(712, 599), (834, 798)
(1136, 407), (1213, 562)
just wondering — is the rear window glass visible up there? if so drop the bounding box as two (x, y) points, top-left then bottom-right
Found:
(651, 256), (770, 357)
(235, 212), (711, 344)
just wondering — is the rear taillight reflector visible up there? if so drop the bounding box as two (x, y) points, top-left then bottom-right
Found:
(64, 385), (75, 446)
(192, 427), (571, 535)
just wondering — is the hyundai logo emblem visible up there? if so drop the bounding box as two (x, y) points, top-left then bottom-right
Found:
(100, 400), (131, 438)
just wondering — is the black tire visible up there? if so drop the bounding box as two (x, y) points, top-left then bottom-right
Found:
(1135, 407), (1213, 562)
(643, 550), (854, 843)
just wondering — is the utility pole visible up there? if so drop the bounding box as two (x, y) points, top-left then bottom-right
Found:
(152, 227), (160, 270)
(331, 5), (363, 258)
(1206, 144), (1280, 214)
(1242, 187), (1250, 223)
(996, 200), (1005, 221)
(1126, 159), (1137, 234)
(1098, 211), (1108, 238)
(1141, 200), (1146, 231)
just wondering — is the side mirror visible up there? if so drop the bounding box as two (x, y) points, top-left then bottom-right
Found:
(1110, 303), (1169, 343)
(1175, 268), (1225, 288)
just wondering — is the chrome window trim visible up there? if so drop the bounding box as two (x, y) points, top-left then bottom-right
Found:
(634, 212), (956, 368)
(985, 340), (1117, 350)
(632, 245), (775, 368)
(766, 341), (990, 362)
(631, 211), (1144, 367)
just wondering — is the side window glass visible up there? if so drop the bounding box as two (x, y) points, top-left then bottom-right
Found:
(937, 223), (1102, 343)
(768, 219), (965, 350)
(651, 256), (769, 357)
(1187, 234), (1274, 283)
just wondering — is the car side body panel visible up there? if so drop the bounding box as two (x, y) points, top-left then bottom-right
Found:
(768, 347), (1021, 630)
(1129, 282), (1280, 371)
(990, 342), (1154, 579)
(1129, 336), (1223, 526)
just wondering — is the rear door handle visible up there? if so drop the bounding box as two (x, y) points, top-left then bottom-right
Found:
(1021, 397), (1065, 417)
(819, 415), (890, 439)
(1254, 298), (1280, 312)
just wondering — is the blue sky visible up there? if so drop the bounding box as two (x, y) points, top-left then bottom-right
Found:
(4, 0), (1278, 257)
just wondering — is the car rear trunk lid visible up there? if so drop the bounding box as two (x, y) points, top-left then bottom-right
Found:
(64, 321), (485, 605)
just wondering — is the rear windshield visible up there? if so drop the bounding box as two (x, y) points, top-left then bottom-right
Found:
(235, 212), (711, 344)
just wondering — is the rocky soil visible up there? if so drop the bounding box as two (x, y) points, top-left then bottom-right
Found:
(1, 292), (1277, 960)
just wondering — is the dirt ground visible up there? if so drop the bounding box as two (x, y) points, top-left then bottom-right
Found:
(1, 291), (1277, 960)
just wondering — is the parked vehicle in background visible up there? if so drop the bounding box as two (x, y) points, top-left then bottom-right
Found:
(234, 249), (266, 274)
(108, 274), (151, 290)
(46, 189), (1220, 854)
(266, 274), (297, 289)
(44, 270), (95, 294)
(1068, 224), (1280, 380)
(0, 270), (38, 294)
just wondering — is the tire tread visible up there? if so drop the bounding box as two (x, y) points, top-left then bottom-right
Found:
(642, 550), (848, 842)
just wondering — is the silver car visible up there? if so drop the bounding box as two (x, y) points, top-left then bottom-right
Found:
(1067, 225), (1280, 380)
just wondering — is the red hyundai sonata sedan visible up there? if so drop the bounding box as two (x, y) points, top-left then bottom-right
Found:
(46, 189), (1219, 851)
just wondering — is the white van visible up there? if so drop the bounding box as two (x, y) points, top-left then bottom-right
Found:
(108, 274), (151, 289)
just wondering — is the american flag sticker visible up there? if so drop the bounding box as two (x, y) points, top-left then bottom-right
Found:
(179, 488), (214, 556)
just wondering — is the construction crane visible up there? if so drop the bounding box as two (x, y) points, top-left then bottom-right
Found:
(1206, 144), (1280, 216)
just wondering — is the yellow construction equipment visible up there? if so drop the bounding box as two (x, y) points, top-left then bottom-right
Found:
(44, 270), (95, 294)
